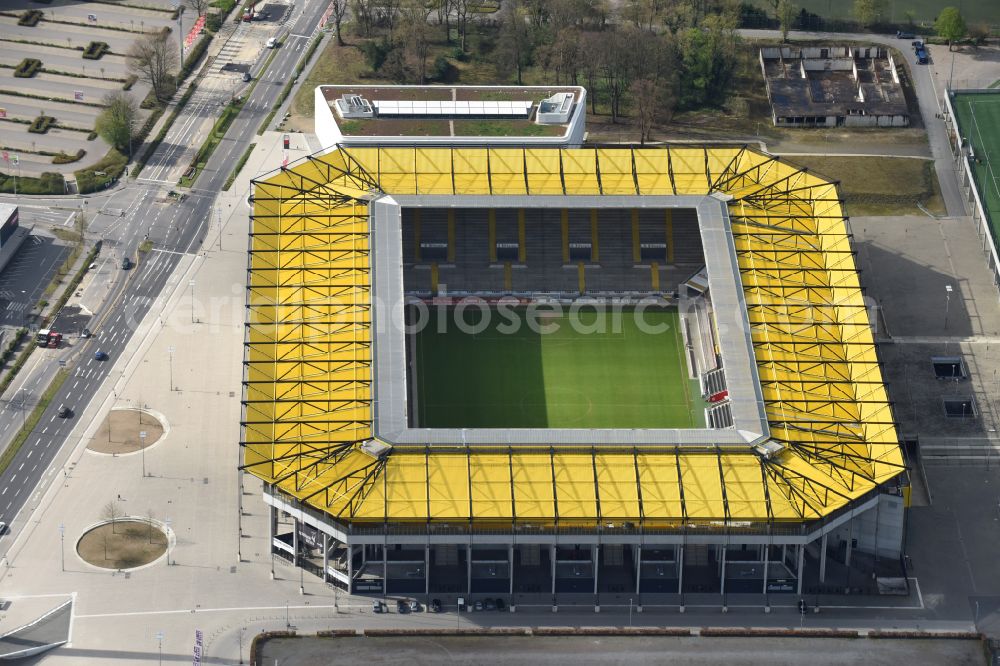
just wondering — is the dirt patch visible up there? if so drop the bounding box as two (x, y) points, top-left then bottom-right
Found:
(76, 520), (167, 569)
(87, 408), (164, 454)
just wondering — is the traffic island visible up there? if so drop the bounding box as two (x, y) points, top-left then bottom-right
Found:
(87, 408), (165, 455)
(76, 520), (168, 570)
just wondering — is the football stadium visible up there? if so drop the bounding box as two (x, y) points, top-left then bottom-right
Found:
(243, 141), (906, 606)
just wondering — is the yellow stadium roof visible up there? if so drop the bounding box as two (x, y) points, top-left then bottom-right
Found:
(243, 144), (904, 529)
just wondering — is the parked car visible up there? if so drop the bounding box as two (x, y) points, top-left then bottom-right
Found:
(408, 599), (420, 612)
(430, 598), (442, 613)
(896, 30), (914, 39)
(474, 600), (483, 611)
(242, 71), (251, 82)
(372, 600), (383, 613)
(94, 350), (108, 361)
(396, 599), (408, 613)
(495, 598), (506, 611)
(915, 45), (928, 64)
(81, 328), (91, 338)
(121, 256), (131, 270)
(266, 37), (278, 48)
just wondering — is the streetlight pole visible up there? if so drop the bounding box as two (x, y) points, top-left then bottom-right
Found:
(945, 284), (953, 331)
(629, 597), (633, 627)
(139, 431), (146, 477)
(164, 518), (171, 565)
(189, 280), (196, 323)
(167, 346), (175, 391)
(155, 631), (163, 666)
(59, 523), (65, 571)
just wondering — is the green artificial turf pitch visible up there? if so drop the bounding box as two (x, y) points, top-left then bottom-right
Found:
(412, 307), (704, 429)
(953, 93), (1000, 242)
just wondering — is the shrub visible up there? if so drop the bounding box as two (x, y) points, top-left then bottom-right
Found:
(178, 35), (210, 82)
(0, 171), (64, 195)
(82, 41), (109, 60)
(432, 56), (458, 83)
(206, 12), (223, 32)
(75, 149), (127, 194)
(123, 74), (138, 91)
(52, 149), (86, 165)
(87, 130), (98, 141)
(13, 58), (42, 78)
(18, 10), (43, 26)
(28, 116), (55, 134)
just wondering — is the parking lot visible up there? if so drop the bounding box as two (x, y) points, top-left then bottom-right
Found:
(0, 234), (69, 328)
(0, 1), (179, 177)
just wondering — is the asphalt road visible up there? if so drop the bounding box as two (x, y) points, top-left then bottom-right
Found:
(0, 0), (330, 543)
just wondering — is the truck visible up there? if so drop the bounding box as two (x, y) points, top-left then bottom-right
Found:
(35, 329), (63, 348)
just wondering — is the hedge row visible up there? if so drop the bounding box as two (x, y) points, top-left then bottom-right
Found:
(52, 149), (86, 165)
(83, 41), (110, 60)
(14, 58), (42, 78)
(28, 116), (55, 134)
(18, 9), (43, 26)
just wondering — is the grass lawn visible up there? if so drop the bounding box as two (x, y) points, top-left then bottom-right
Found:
(77, 520), (167, 569)
(953, 92), (1000, 239)
(413, 307), (702, 429)
(747, 0), (1000, 25)
(786, 155), (945, 216)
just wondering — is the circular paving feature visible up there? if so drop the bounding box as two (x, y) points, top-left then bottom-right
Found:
(87, 408), (164, 454)
(76, 519), (168, 570)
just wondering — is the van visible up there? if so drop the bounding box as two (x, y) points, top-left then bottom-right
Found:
(266, 37), (278, 49)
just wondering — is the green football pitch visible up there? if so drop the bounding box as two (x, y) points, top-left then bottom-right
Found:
(953, 93), (1000, 242)
(412, 307), (704, 429)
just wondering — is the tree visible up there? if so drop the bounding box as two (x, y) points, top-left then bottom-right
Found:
(399, 0), (433, 82)
(777, 0), (797, 42)
(968, 22), (990, 46)
(454, 0), (473, 52)
(102, 500), (124, 534)
(352, 0), (376, 36)
(187, 0), (210, 17)
(599, 28), (641, 123)
(96, 92), (139, 156)
(330, 0), (348, 46)
(495, 0), (533, 85)
(675, 12), (739, 109)
(852, 0), (888, 27)
(127, 32), (178, 104)
(935, 7), (966, 51)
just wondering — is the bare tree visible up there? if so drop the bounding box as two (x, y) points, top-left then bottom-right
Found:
(187, 0), (210, 17)
(127, 32), (179, 104)
(330, 0), (349, 46)
(454, 0), (473, 52)
(352, 0), (376, 36)
(102, 499), (124, 534)
(496, 0), (533, 85)
(435, 0), (454, 44)
(777, 0), (797, 42)
(598, 28), (639, 123)
(537, 27), (580, 85)
(399, 1), (434, 83)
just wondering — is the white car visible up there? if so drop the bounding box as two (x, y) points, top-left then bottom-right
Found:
(266, 37), (278, 49)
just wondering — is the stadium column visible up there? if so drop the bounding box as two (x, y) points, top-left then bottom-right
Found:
(590, 209), (600, 263)
(467, 544), (473, 595)
(383, 544), (388, 595)
(651, 261), (660, 291)
(631, 209), (641, 263)
(347, 545), (354, 593)
(551, 544), (558, 605)
(517, 209), (526, 263)
(761, 544), (770, 595)
(447, 209), (456, 263)
(719, 544), (727, 596)
(431, 263), (439, 296)
(292, 518), (299, 566)
(322, 533), (329, 584)
(488, 209), (497, 263)
(268, 504), (276, 579)
(634, 545), (641, 596)
(665, 209), (674, 264)
(509, 544), (515, 599)
(819, 534), (828, 583)
(414, 208), (422, 263)
(677, 545), (684, 594)
(578, 262), (586, 294)
(425, 544), (430, 596)
(504, 262), (512, 291)
(593, 544), (600, 607)
(796, 544), (805, 595)
(561, 209), (570, 264)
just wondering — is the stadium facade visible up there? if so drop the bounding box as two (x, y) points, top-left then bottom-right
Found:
(244, 98), (907, 606)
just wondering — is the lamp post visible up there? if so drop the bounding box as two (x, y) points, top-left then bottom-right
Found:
(155, 631), (163, 666)
(139, 430), (146, 477)
(945, 284), (953, 331)
(628, 597), (633, 627)
(59, 523), (65, 571)
(164, 518), (172, 565)
(189, 280), (196, 323)
(167, 346), (175, 391)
